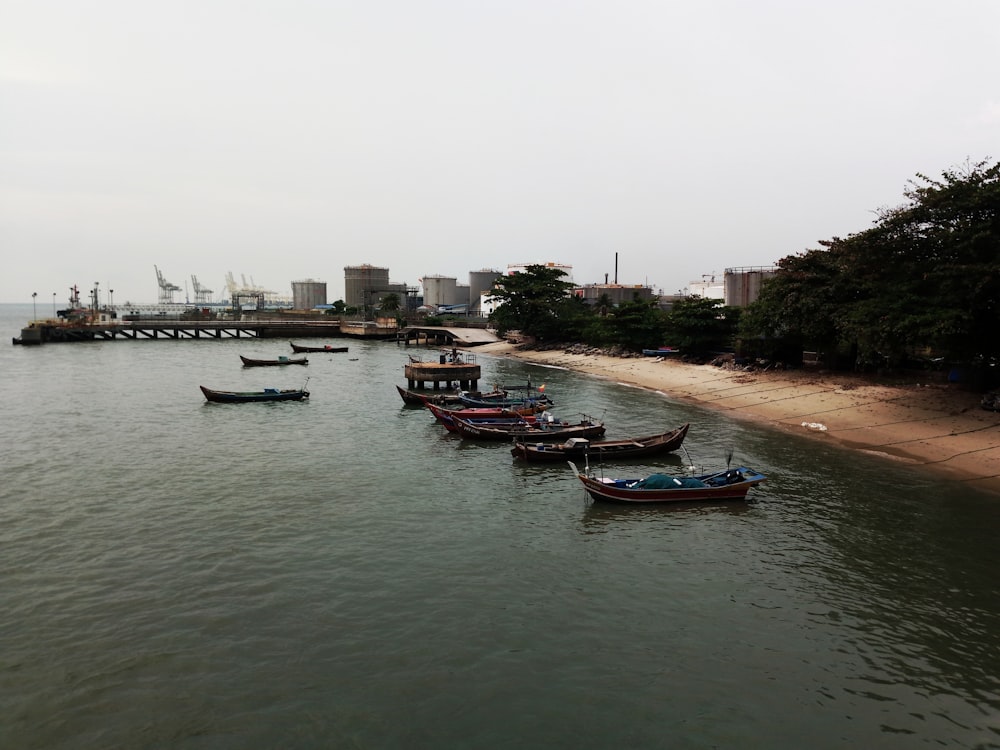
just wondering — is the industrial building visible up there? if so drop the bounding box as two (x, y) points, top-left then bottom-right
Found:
(291, 279), (327, 310)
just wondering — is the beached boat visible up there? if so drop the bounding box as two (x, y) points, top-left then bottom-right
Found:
(200, 385), (310, 403)
(290, 342), (349, 353)
(574, 464), (766, 503)
(511, 423), (689, 462)
(642, 347), (680, 356)
(240, 355), (309, 367)
(451, 414), (605, 442)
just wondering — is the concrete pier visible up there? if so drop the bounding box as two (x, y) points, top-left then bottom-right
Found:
(404, 358), (481, 391)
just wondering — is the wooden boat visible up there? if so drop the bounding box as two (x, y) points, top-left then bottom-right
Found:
(451, 414), (605, 442)
(574, 464), (766, 504)
(426, 401), (540, 432)
(290, 342), (349, 353)
(395, 384), (463, 406)
(511, 423), (689, 462)
(200, 385), (310, 403)
(457, 388), (552, 409)
(240, 354), (308, 367)
(424, 400), (546, 420)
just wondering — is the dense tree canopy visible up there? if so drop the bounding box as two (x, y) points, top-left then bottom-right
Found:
(665, 297), (739, 357)
(740, 158), (1000, 371)
(487, 265), (576, 341)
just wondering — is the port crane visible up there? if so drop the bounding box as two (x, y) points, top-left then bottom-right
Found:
(154, 265), (182, 304)
(191, 275), (213, 304)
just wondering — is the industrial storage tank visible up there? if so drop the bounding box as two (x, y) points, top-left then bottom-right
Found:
(344, 265), (390, 308)
(422, 275), (457, 307)
(291, 279), (327, 310)
(724, 266), (777, 307)
(506, 262), (573, 283)
(468, 269), (502, 307)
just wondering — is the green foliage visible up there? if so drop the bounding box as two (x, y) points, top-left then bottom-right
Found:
(487, 265), (576, 341)
(603, 295), (668, 351)
(665, 297), (739, 356)
(378, 293), (401, 312)
(740, 158), (1000, 372)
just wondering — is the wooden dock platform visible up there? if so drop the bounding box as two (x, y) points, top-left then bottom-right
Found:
(404, 353), (481, 391)
(12, 319), (354, 345)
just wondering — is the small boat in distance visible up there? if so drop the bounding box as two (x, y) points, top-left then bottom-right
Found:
(512, 424), (689, 462)
(574, 464), (766, 504)
(240, 355), (308, 367)
(290, 342), (349, 353)
(642, 347), (680, 357)
(200, 385), (310, 403)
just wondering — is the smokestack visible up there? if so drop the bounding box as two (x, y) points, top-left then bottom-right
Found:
(604, 273), (608, 284)
(614, 253), (618, 284)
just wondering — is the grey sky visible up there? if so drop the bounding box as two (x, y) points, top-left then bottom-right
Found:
(2, 0), (998, 305)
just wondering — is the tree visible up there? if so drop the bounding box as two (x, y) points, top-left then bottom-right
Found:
(603, 295), (667, 351)
(487, 265), (576, 341)
(379, 293), (401, 312)
(740, 158), (1000, 373)
(665, 297), (739, 357)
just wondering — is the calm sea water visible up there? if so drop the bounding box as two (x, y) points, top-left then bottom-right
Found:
(2, 303), (1000, 749)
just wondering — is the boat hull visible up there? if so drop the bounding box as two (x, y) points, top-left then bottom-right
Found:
(576, 466), (766, 503)
(240, 355), (308, 367)
(453, 416), (605, 442)
(290, 342), (348, 353)
(200, 385), (310, 403)
(512, 424), (689, 462)
(395, 384), (463, 405)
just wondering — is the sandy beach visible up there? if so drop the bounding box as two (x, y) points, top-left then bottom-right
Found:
(475, 342), (1000, 496)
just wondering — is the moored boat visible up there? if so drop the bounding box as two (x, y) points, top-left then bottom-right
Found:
(451, 414), (605, 442)
(574, 464), (766, 503)
(424, 400), (546, 420)
(200, 385), (310, 403)
(395, 384), (463, 406)
(240, 355), (309, 367)
(457, 381), (552, 408)
(512, 423), (689, 462)
(290, 342), (349, 353)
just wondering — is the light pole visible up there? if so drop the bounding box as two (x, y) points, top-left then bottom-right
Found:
(52, 292), (56, 317)
(109, 288), (114, 310)
(32, 292), (37, 321)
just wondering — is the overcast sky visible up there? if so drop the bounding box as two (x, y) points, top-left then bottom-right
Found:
(2, 0), (998, 306)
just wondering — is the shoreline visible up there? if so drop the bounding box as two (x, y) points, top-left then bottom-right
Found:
(473, 342), (1000, 496)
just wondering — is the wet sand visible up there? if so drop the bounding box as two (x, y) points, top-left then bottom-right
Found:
(475, 342), (1000, 495)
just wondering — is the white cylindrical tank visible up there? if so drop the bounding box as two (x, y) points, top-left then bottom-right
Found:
(468, 269), (502, 306)
(422, 275), (457, 307)
(506, 262), (573, 283)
